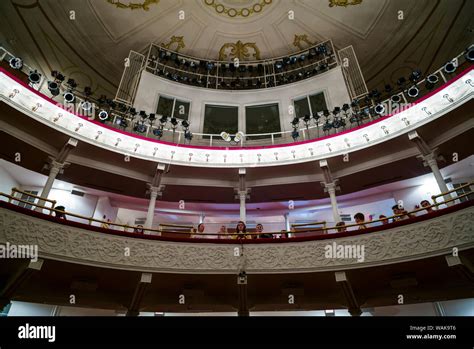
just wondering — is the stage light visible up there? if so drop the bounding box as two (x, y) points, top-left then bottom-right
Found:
(51, 70), (65, 82)
(391, 94), (401, 103)
(407, 86), (419, 98)
(66, 78), (77, 89)
(397, 77), (406, 87)
(159, 116), (168, 125)
(184, 130), (193, 141)
(409, 69), (422, 82)
(64, 91), (75, 103)
(443, 61), (457, 74)
(170, 117), (178, 127)
(319, 63), (327, 71)
(275, 61), (283, 70)
(342, 103), (350, 112)
(148, 113), (156, 123)
(290, 56), (297, 64)
(84, 86), (92, 97)
(181, 120), (190, 129)
(384, 84), (393, 93)
(332, 107), (341, 116)
(323, 109), (330, 117)
(129, 108), (137, 116)
(28, 70), (41, 85)
(299, 54), (306, 62)
(464, 45), (474, 62)
(220, 131), (231, 142)
(317, 45), (328, 55)
(9, 57), (23, 70)
(139, 110), (147, 118)
(309, 48), (317, 58)
(234, 131), (245, 143)
(80, 101), (93, 112)
(303, 114), (311, 125)
(206, 62), (214, 71)
(374, 104), (385, 115)
(291, 117), (300, 127)
(47, 81), (60, 96)
(98, 110), (109, 121)
(425, 74), (438, 90)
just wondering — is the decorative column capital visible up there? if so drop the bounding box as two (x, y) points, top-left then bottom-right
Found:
(321, 180), (340, 193)
(146, 184), (165, 198)
(234, 188), (251, 200)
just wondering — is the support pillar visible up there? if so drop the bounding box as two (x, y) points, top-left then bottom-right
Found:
(320, 160), (341, 223)
(144, 187), (160, 229)
(126, 273), (152, 316)
(335, 271), (361, 316)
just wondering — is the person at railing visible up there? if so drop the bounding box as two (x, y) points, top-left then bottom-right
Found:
(256, 223), (273, 239)
(379, 215), (389, 225)
(218, 225), (229, 239)
(420, 200), (436, 213)
(100, 215), (111, 229)
(336, 221), (347, 232)
(134, 225), (144, 234)
(391, 205), (415, 221)
(232, 221), (251, 239)
(191, 223), (206, 238)
(354, 213), (367, 230)
(54, 206), (67, 220)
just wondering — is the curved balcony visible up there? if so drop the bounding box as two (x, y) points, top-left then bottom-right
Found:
(1, 190), (472, 274)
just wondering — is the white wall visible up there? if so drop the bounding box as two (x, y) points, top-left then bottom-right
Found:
(0, 166), (19, 201)
(21, 186), (98, 223)
(134, 67), (351, 134)
(92, 196), (118, 227)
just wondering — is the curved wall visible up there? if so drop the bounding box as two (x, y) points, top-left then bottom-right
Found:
(134, 67), (351, 134)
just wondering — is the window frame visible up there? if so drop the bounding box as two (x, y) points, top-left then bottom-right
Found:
(156, 94), (191, 121)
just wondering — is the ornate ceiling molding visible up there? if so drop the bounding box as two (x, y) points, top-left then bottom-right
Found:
(328, 0), (363, 8)
(203, 0), (273, 18)
(105, 0), (160, 11)
(218, 40), (261, 61)
(160, 35), (186, 52)
(293, 34), (315, 50)
(1, 204), (473, 274)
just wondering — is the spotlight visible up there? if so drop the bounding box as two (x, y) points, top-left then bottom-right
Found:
(170, 117), (178, 127)
(332, 107), (341, 116)
(159, 116), (168, 125)
(308, 48), (317, 58)
(291, 129), (299, 141)
(9, 57), (23, 70)
(299, 54), (306, 62)
(290, 56), (297, 64)
(98, 110), (109, 121)
(51, 70), (65, 82)
(425, 74), (438, 90)
(409, 69), (422, 82)
(317, 45), (328, 55)
(47, 81), (60, 96)
(28, 70), (42, 84)
(407, 86), (419, 98)
(234, 131), (245, 143)
(148, 113), (156, 122)
(220, 131), (231, 142)
(206, 62), (214, 71)
(291, 117), (300, 127)
(184, 130), (193, 141)
(323, 109), (330, 117)
(374, 104), (385, 115)
(391, 94), (401, 103)
(66, 78), (77, 89)
(319, 63), (327, 71)
(139, 110), (147, 119)
(64, 91), (75, 103)
(129, 108), (137, 116)
(275, 61), (283, 70)
(384, 84), (393, 93)
(181, 120), (190, 129)
(84, 86), (92, 97)
(303, 114), (311, 124)
(397, 77), (406, 87)
(443, 61), (457, 74)
(80, 101), (93, 112)
(465, 45), (474, 62)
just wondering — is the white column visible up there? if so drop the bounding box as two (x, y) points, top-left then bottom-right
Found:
(425, 155), (452, 205)
(325, 182), (341, 223)
(36, 161), (63, 212)
(144, 187), (159, 230)
(199, 214), (205, 224)
(284, 213), (291, 237)
(239, 192), (246, 223)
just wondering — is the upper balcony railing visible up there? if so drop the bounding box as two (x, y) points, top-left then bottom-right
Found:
(143, 40), (338, 90)
(1, 183), (472, 240)
(1, 45), (472, 149)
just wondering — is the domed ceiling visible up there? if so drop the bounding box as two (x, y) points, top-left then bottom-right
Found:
(0, 0), (472, 97)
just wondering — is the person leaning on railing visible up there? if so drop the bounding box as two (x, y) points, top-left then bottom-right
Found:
(354, 213), (367, 230)
(256, 223), (273, 239)
(336, 221), (347, 232)
(191, 223), (206, 238)
(232, 221), (251, 239)
(54, 206), (67, 220)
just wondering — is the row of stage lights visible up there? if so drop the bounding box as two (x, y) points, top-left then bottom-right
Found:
(289, 45), (474, 141)
(7, 45), (473, 143)
(149, 42), (333, 89)
(8, 58), (193, 141)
